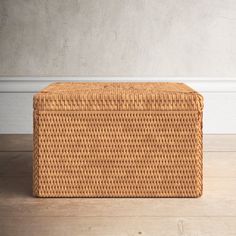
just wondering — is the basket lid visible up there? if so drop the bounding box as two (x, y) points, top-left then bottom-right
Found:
(34, 82), (203, 111)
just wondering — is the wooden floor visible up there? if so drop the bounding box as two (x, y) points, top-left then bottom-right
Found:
(0, 135), (236, 236)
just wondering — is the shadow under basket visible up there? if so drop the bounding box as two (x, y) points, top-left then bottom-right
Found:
(33, 82), (203, 198)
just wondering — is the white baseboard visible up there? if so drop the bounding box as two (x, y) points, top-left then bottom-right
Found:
(0, 77), (235, 134)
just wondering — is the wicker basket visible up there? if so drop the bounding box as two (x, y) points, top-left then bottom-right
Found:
(33, 82), (203, 197)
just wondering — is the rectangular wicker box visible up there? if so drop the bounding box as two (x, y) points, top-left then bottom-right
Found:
(33, 82), (203, 197)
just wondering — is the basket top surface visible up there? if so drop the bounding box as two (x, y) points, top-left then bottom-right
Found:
(39, 82), (195, 94)
(34, 82), (203, 111)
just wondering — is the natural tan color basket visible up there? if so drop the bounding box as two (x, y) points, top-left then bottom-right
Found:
(33, 82), (203, 198)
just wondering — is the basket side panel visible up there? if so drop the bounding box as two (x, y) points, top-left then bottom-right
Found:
(32, 110), (40, 196)
(34, 110), (203, 198)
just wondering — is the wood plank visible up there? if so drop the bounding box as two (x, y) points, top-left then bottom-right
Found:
(1, 134), (236, 152)
(0, 216), (235, 236)
(0, 176), (235, 217)
(205, 152), (236, 177)
(0, 134), (32, 152)
(204, 134), (236, 152)
(0, 152), (32, 177)
(1, 151), (236, 178)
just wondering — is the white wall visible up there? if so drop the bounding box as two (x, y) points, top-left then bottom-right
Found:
(1, 0), (236, 76)
(0, 77), (235, 134)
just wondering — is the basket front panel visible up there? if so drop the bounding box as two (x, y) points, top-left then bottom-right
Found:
(33, 110), (202, 197)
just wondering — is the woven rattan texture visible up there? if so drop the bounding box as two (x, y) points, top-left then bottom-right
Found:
(34, 82), (203, 112)
(33, 82), (203, 198)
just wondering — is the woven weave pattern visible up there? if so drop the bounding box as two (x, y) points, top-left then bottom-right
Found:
(33, 82), (203, 197)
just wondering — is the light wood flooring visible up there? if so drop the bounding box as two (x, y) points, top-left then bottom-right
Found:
(0, 134), (236, 236)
